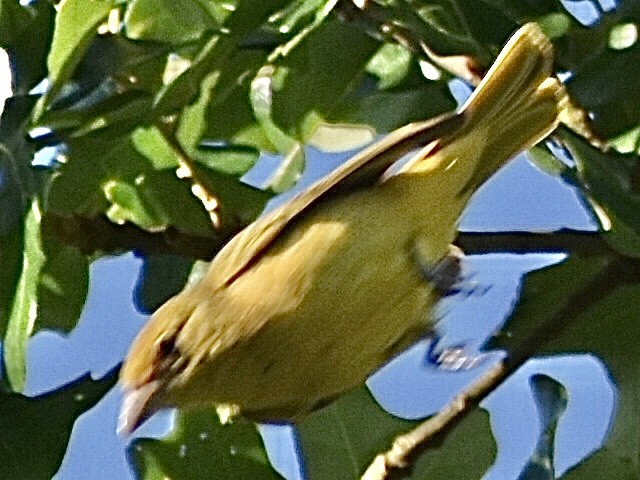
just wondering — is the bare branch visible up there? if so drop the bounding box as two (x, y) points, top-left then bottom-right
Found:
(362, 255), (640, 480)
(362, 362), (506, 480)
(155, 119), (223, 229)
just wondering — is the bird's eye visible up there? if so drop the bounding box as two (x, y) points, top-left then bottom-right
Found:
(158, 336), (176, 358)
(154, 333), (190, 377)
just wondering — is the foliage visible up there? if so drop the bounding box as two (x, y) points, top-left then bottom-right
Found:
(0, 0), (639, 479)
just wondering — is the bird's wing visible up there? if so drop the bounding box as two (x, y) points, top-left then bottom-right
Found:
(210, 110), (466, 288)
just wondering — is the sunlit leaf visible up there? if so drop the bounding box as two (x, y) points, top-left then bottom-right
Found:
(366, 42), (413, 90)
(36, 0), (115, 118)
(124, 0), (223, 44)
(3, 199), (45, 392)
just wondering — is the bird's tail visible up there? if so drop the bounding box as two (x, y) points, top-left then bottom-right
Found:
(458, 23), (568, 192)
(404, 23), (568, 194)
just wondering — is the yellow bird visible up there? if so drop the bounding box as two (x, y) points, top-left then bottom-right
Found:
(119, 23), (567, 434)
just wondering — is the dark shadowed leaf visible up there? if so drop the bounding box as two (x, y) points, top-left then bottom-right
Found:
(298, 386), (496, 479)
(0, 367), (118, 480)
(489, 255), (640, 479)
(517, 374), (568, 480)
(270, 17), (379, 136)
(35, 0), (115, 118)
(554, 282), (640, 479)
(130, 409), (284, 480)
(0, 0), (54, 93)
(36, 238), (89, 333)
(562, 130), (640, 258)
(134, 254), (193, 314)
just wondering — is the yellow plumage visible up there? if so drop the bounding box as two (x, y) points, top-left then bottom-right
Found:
(119, 23), (568, 433)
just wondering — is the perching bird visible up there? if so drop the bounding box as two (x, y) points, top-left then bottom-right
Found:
(119, 23), (568, 434)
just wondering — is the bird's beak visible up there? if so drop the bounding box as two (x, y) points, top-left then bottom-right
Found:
(117, 380), (161, 436)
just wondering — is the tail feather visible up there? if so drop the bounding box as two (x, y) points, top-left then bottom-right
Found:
(461, 23), (555, 127)
(398, 23), (566, 194)
(460, 75), (568, 193)
(456, 23), (567, 192)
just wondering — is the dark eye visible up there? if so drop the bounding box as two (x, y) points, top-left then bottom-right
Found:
(158, 336), (176, 358)
(155, 333), (188, 376)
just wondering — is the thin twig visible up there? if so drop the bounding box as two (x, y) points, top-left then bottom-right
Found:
(155, 119), (223, 228)
(361, 255), (640, 480)
(362, 361), (506, 480)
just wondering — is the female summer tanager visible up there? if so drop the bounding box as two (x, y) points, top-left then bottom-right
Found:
(119, 23), (568, 434)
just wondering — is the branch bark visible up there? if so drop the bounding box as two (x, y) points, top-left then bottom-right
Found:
(361, 254), (640, 480)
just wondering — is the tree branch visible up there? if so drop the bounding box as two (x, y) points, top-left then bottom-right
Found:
(455, 229), (611, 255)
(41, 212), (230, 260)
(44, 215), (613, 261)
(362, 362), (506, 480)
(155, 118), (224, 229)
(361, 255), (640, 480)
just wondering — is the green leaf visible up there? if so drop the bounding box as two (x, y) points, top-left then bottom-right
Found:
(489, 255), (640, 478)
(130, 409), (284, 480)
(0, 367), (118, 480)
(609, 22), (638, 51)
(3, 198), (45, 392)
(132, 126), (180, 170)
(517, 374), (568, 480)
(193, 145), (260, 176)
(488, 254), (611, 354)
(565, 28), (640, 138)
(553, 283), (640, 479)
(176, 71), (260, 176)
(36, 0), (115, 118)
(267, 0), (325, 37)
(151, 0), (292, 117)
(535, 12), (572, 40)
(45, 140), (109, 218)
(608, 125), (640, 155)
(526, 145), (569, 177)
(189, 164), (271, 227)
(0, 94), (42, 230)
(200, 49), (275, 152)
(366, 42), (413, 90)
(50, 135), (216, 237)
(269, 17), (379, 136)
(103, 177), (169, 230)
(249, 65), (304, 191)
(0, 221), (23, 340)
(152, 34), (222, 116)
(0, 94), (42, 344)
(35, 35), (169, 141)
(0, 145), (25, 235)
(36, 238), (89, 333)
(298, 386), (496, 479)
(561, 130), (640, 258)
(335, 83), (455, 133)
(124, 0), (223, 44)
(0, 0), (55, 93)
